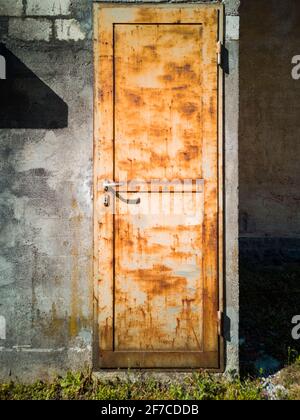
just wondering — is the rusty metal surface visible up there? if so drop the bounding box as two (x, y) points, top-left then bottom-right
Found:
(115, 24), (203, 181)
(94, 4), (220, 367)
(115, 194), (204, 350)
(100, 351), (219, 369)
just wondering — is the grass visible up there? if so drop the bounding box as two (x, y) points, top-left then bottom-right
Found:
(274, 355), (300, 400)
(2, 364), (300, 400)
(0, 371), (264, 400)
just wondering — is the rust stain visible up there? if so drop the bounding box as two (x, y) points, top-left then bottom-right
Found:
(102, 317), (113, 347)
(126, 91), (144, 106)
(136, 8), (157, 22)
(178, 144), (200, 162)
(164, 62), (197, 79)
(124, 264), (188, 296)
(180, 102), (198, 115)
(151, 224), (197, 232)
(142, 44), (159, 60)
(69, 198), (83, 337)
(161, 74), (173, 82)
(42, 303), (66, 339)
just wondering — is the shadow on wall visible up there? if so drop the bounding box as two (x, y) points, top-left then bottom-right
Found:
(239, 0), (300, 376)
(239, 0), (300, 248)
(0, 43), (68, 129)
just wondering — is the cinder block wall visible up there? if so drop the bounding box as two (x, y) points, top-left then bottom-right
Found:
(0, 0), (240, 381)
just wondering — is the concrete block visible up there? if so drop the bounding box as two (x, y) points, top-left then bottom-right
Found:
(0, 0), (23, 16)
(26, 0), (71, 17)
(55, 19), (85, 41)
(9, 18), (52, 42)
(225, 0), (240, 16)
(226, 16), (240, 41)
(0, 16), (8, 38)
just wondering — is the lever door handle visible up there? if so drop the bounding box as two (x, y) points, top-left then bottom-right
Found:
(115, 190), (141, 205)
(103, 181), (140, 205)
(103, 181), (125, 191)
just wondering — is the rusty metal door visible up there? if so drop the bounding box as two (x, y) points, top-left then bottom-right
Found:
(94, 4), (223, 369)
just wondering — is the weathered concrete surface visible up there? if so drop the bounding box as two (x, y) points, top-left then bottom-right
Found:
(55, 19), (86, 41)
(26, 0), (72, 16)
(239, 0), (300, 261)
(0, 0), (93, 381)
(224, 39), (239, 375)
(9, 18), (53, 42)
(0, 1), (23, 17)
(0, 0), (239, 381)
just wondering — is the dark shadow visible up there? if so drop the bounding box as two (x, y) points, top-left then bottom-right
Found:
(0, 17), (8, 38)
(220, 44), (229, 75)
(239, 0), (300, 377)
(223, 314), (231, 343)
(239, 258), (300, 377)
(0, 43), (68, 129)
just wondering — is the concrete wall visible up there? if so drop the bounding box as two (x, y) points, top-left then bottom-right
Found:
(239, 0), (300, 262)
(0, 0), (239, 380)
(0, 0), (94, 381)
(224, 0), (239, 374)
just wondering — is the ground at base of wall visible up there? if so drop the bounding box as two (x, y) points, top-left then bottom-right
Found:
(1, 262), (299, 400)
(0, 363), (299, 400)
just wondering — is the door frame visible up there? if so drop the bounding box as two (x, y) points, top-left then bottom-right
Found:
(93, 2), (224, 371)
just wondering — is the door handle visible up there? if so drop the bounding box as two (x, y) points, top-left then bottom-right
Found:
(103, 181), (125, 191)
(103, 181), (141, 205)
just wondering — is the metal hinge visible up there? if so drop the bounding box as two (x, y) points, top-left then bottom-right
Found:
(217, 41), (223, 66)
(218, 310), (224, 337)
(217, 41), (229, 74)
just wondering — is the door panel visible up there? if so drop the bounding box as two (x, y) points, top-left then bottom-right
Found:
(115, 24), (203, 180)
(94, 4), (222, 369)
(115, 192), (204, 351)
